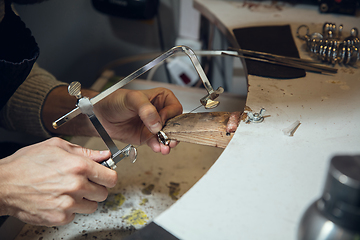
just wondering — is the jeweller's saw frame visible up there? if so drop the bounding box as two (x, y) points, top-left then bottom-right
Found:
(52, 45), (224, 169)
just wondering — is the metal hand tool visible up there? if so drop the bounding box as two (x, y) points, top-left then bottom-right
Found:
(68, 82), (137, 169)
(227, 47), (321, 65)
(53, 45), (224, 130)
(222, 51), (337, 74)
(227, 47), (338, 74)
(53, 45), (224, 166)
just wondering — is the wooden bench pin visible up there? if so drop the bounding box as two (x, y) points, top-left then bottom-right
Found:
(158, 111), (242, 148)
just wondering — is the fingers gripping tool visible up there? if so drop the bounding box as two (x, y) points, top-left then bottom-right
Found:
(67, 81), (137, 169)
(53, 45), (224, 165)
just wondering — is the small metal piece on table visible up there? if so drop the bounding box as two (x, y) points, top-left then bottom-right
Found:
(157, 130), (170, 146)
(246, 108), (266, 123)
(282, 120), (301, 136)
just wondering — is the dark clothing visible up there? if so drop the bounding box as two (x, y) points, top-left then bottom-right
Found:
(0, 0), (39, 109)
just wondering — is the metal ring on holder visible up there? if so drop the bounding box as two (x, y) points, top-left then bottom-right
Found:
(296, 25), (310, 40)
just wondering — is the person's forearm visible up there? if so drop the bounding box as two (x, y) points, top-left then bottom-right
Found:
(42, 86), (99, 137)
(0, 158), (14, 217)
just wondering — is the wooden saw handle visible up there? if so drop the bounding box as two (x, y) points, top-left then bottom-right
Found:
(162, 112), (241, 148)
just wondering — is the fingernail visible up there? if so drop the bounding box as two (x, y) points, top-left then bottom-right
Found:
(149, 122), (162, 133)
(100, 150), (110, 155)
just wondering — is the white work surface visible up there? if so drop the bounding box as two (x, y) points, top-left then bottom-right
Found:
(153, 1), (360, 240)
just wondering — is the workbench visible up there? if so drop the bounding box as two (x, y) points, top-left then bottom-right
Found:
(7, 1), (360, 239)
(152, 1), (360, 239)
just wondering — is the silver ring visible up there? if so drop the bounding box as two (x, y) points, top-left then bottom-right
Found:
(157, 131), (170, 146)
(296, 25), (309, 40)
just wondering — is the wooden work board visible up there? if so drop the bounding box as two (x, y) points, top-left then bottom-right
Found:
(162, 112), (238, 148)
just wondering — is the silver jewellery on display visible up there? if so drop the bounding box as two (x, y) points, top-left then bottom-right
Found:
(297, 22), (359, 65)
